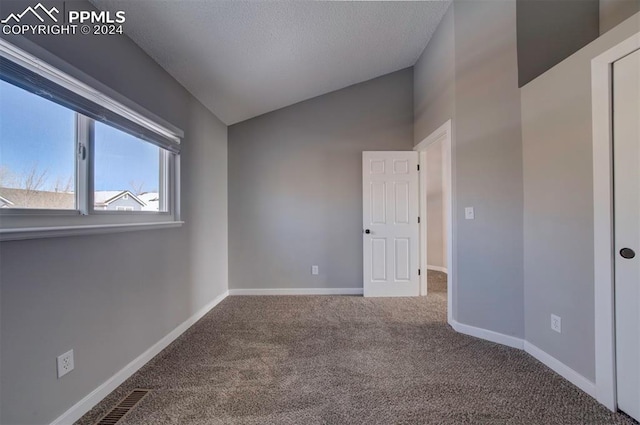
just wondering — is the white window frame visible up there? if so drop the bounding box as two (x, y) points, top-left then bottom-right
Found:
(0, 39), (183, 241)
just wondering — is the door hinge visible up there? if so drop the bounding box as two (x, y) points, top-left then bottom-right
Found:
(418, 269), (421, 276)
(417, 164), (420, 171)
(418, 216), (421, 224)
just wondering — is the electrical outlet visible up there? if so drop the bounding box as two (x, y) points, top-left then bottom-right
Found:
(551, 314), (562, 333)
(311, 265), (319, 275)
(57, 349), (74, 378)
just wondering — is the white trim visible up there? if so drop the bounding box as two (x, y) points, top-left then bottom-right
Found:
(524, 341), (597, 398)
(415, 119), (454, 323)
(50, 290), (228, 425)
(229, 288), (363, 296)
(450, 319), (524, 349)
(0, 221), (184, 242)
(450, 321), (597, 399)
(592, 31), (640, 411)
(427, 265), (448, 274)
(418, 150), (428, 296)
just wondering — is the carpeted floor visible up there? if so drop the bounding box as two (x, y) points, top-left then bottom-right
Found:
(77, 271), (637, 424)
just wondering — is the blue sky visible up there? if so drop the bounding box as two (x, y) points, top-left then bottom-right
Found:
(0, 80), (159, 193)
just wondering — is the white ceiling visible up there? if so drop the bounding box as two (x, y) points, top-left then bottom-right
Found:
(91, 1), (451, 125)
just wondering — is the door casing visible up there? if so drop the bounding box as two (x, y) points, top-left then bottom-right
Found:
(592, 32), (640, 411)
(414, 120), (454, 324)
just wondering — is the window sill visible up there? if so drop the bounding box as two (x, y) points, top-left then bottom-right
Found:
(0, 221), (184, 242)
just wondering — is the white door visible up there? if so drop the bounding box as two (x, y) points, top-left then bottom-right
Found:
(614, 48), (640, 421)
(362, 151), (419, 297)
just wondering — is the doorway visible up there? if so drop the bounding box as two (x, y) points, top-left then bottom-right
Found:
(360, 121), (454, 308)
(415, 120), (454, 324)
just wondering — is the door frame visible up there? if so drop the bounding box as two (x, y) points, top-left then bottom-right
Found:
(592, 32), (640, 411)
(414, 119), (454, 324)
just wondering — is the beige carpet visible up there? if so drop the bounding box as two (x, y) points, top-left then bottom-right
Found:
(77, 272), (636, 424)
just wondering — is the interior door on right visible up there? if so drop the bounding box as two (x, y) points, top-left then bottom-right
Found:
(614, 48), (640, 422)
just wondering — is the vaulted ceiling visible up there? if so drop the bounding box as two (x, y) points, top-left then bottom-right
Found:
(91, 1), (451, 125)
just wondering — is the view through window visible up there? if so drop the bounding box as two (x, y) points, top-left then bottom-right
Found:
(94, 122), (164, 212)
(0, 80), (168, 213)
(0, 79), (76, 209)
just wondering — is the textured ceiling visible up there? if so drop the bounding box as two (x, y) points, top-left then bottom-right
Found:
(91, 1), (451, 125)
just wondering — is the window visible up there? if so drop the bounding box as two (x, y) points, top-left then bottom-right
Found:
(0, 39), (183, 239)
(94, 122), (167, 212)
(0, 80), (76, 210)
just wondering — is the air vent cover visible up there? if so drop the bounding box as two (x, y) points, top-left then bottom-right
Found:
(95, 389), (150, 425)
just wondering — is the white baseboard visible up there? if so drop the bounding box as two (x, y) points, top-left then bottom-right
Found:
(450, 319), (524, 349)
(228, 288), (363, 296)
(50, 290), (229, 425)
(524, 341), (597, 398)
(449, 320), (596, 400)
(427, 265), (448, 274)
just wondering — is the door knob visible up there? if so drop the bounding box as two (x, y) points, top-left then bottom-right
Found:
(364, 229), (371, 234)
(620, 248), (636, 259)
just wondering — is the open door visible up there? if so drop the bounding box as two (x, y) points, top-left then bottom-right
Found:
(362, 151), (419, 297)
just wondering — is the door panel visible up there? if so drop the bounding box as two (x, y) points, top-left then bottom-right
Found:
(614, 49), (640, 421)
(371, 238), (387, 281)
(394, 182), (410, 224)
(370, 182), (387, 224)
(394, 238), (410, 281)
(363, 151), (419, 297)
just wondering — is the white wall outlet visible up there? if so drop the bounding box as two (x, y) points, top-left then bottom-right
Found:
(465, 207), (475, 220)
(551, 314), (562, 333)
(57, 349), (74, 378)
(311, 265), (319, 275)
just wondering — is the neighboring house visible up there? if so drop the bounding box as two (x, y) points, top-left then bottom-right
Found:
(94, 190), (147, 211)
(0, 188), (152, 211)
(0, 187), (74, 209)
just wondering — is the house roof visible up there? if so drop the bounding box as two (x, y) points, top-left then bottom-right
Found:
(94, 190), (146, 207)
(0, 195), (14, 206)
(137, 192), (159, 203)
(0, 187), (75, 209)
(0, 188), (150, 209)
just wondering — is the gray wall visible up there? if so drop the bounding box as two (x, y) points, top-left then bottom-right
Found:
(0, 1), (228, 423)
(600, 0), (640, 33)
(516, 0), (600, 87)
(454, 0), (524, 338)
(414, 4), (455, 144)
(521, 13), (640, 382)
(228, 69), (414, 291)
(414, 1), (524, 337)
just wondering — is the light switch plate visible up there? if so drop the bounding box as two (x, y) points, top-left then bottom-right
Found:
(551, 314), (562, 333)
(465, 207), (475, 220)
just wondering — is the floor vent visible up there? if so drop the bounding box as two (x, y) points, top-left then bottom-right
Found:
(95, 389), (150, 425)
